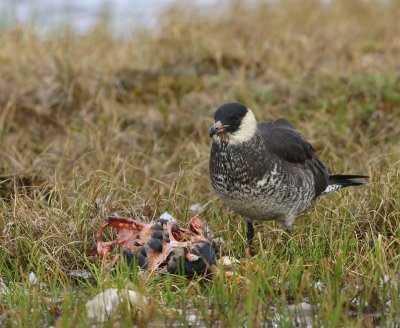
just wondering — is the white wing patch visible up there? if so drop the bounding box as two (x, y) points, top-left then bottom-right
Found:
(321, 184), (342, 195)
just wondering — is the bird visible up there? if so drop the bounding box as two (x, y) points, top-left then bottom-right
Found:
(209, 102), (368, 250)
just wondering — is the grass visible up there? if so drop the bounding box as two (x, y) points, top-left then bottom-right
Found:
(0, 0), (399, 326)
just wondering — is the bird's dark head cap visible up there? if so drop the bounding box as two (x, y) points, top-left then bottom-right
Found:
(214, 102), (248, 124)
(210, 102), (248, 136)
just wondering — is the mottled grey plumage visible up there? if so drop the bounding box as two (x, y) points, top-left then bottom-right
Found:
(209, 103), (368, 247)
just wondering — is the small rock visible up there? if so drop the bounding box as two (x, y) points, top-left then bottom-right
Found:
(86, 288), (147, 322)
(28, 272), (38, 286)
(217, 256), (240, 270)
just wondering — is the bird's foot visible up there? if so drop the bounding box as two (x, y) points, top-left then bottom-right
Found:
(245, 246), (256, 258)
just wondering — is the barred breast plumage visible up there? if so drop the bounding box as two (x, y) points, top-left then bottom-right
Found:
(210, 131), (318, 229)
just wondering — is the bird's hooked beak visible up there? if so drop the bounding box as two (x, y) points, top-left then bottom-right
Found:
(210, 121), (225, 137)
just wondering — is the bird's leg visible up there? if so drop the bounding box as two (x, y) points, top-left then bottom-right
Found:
(281, 217), (293, 246)
(246, 221), (255, 256)
(246, 221), (255, 246)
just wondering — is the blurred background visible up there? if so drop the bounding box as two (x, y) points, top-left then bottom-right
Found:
(0, 0), (220, 32)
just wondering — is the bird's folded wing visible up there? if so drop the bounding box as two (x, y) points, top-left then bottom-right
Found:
(258, 119), (315, 164)
(258, 119), (329, 196)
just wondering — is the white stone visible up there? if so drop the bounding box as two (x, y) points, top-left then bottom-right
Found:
(217, 256), (240, 269)
(28, 272), (38, 285)
(86, 288), (147, 322)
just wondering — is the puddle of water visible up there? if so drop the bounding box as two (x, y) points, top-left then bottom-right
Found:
(0, 0), (222, 34)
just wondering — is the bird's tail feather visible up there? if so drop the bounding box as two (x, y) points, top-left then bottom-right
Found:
(322, 174), (369, 195)
(329, 174), (369, 187)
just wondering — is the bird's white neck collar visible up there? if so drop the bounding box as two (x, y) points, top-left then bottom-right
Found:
(213, 109), (257, 146)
